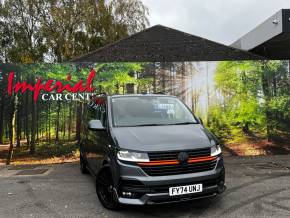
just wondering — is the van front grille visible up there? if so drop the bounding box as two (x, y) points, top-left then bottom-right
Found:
(140, 148), (216, 176)
(141, 159), (216, 176)
(148, 148), (211, 161)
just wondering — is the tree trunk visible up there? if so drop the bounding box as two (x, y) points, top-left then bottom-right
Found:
(68, 101), (72, 141)
(46, 102), (49, 141)
(6, 95), (17, 165)
(206, 62), (210, 126)
(242, 122), (250, 134)
(115, 83), (119, 94)
(261, 61), (272, 141)
(76, 102), (83, 142)
(181, 62), (186, 101)
(29, 75), (37, 154)
(25, 92), (30, 149)
(62, 108), (66, 140)
(161, 63), (166, 93)
(55, 101), (61, 142)
(30, 96), (36, 154)
(36, 103), (39, 142)
(0, 95), (4, 144)
(16, 97), (21, 148)
(153, 63), (157, 93)
(48, 102), (51, 142)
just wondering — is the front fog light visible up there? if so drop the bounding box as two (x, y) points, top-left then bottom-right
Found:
(211, 144), (222, 156)
(117, 150), (149, 162)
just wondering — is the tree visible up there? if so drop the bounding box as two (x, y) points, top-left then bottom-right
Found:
(0, 0), (149, 63)
(210, 60), (290, 141)
(6, 94), (17, 164)
(0, 0), (47, 63)
(96, 62), (143, 94)
(213, 61), (263, 135)
(30, 75), (36, 154)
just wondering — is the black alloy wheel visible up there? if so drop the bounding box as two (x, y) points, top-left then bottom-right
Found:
(96, 168), (120, 210)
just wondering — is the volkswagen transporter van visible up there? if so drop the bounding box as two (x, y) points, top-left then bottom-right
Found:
(79, 94), (226, 210)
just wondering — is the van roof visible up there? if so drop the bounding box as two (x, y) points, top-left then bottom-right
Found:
(89, 94), (177, 104)
(109, 94), (176, 98)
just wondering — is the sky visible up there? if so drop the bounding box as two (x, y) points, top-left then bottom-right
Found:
(141, 0), (290, 114)
(142, 0), (290, 45)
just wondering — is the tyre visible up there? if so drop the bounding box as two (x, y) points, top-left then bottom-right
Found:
(96, 167), (120, 210)
(80, 155), (89, 174)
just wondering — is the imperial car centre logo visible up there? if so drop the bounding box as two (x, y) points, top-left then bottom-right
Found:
(4, 69), (98, 101)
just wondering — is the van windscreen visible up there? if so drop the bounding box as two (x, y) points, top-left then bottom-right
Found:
(111, 96), (197, 127)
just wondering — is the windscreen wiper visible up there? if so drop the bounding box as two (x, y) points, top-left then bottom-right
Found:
(169, 122), (197, 125)
(132, 124), (163, 127)
(133, 122), (197, 126)
(120, 122), (197, 127)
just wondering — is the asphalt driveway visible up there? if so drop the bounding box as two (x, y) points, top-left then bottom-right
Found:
(0, 155), (290, 218)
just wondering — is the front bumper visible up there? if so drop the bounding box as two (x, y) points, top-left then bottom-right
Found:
(116, 156), (225, 205)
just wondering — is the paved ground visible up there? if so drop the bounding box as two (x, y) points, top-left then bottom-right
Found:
(0, 155), (290, 218)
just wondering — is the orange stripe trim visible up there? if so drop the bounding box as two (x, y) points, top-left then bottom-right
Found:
(138, 160), (179, 166)
(138, 156), (217, 166)
(187, 156), (216, 163)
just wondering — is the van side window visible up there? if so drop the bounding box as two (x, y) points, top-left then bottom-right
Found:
(87, 97), (107, 127)
(95, 106), (100, 120)
(86, 105), (97, 145)
(100, 105), (107, 127)
(87, 107), (96, 121)
(93, 104), (106, 127)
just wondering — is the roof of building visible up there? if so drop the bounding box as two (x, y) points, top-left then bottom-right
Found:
(231, 9), (290, 59)
(72, 25), (262, 63)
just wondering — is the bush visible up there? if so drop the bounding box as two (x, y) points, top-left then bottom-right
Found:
(36, 141), (79, 158)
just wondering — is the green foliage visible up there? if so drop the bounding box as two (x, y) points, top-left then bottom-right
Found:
(208, 105), (231, 140)
(136, 78), (154, 92)
(36, 141), (79, 158)
(0, 0), (149, 62)
(0, 62), (150, 150)
(210, 60), (290, 142)
(95, 62), (144, 94)
(269, 95), (290, 114)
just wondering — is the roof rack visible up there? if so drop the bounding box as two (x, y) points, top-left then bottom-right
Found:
(89, 93), (107, 99)
(140, 91), (167, 95)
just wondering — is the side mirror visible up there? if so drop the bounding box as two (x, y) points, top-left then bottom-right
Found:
(88, 119), (105, 131)
(198, 117), (203, 125)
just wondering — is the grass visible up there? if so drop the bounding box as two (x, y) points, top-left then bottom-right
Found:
(223, 128), (290, 156)
(0, 139), (80, 165)
(36, 141), (80, 158)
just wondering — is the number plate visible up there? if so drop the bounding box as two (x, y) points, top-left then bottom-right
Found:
(169, 184), (203, 196)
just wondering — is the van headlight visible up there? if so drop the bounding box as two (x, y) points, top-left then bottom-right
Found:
(117, 150), (149, 162)
(211, 144), (222, 156)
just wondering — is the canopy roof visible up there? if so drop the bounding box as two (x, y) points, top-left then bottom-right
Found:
(72, 25), (261, 63)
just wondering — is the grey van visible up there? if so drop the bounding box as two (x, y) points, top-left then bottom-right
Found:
(79, 94), (226, 210)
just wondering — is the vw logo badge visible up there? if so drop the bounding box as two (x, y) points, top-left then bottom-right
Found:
(178, 152), (189, 164)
